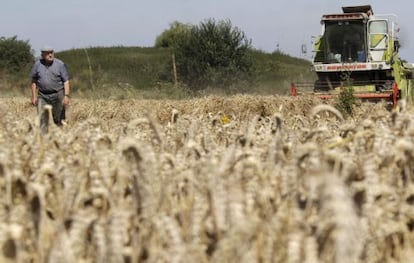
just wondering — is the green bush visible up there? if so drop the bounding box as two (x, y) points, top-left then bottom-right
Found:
(335, 86), (357, 116)
(172, 19), (254, 90)
(335, 73), (358, 116)
(0, 36), (33, 73)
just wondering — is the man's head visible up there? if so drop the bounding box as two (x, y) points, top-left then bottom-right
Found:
(41, 46), (54, 63)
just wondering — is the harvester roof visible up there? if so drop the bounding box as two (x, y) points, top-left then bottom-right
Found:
(342, 5), (373, 15)
(322, 5), (373, 22)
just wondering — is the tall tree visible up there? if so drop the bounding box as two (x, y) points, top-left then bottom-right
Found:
(154, 21), (191, 48)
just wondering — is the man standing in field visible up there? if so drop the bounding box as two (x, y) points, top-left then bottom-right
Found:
(30, 46), (70, 134)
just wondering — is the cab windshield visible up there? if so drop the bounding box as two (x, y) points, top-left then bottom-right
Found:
(324, 20), (366, 63)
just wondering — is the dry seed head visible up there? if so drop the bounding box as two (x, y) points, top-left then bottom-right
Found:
(171, 109), (179, 123)
(2, 96), (414, 262)
(311, 104), (344, 121)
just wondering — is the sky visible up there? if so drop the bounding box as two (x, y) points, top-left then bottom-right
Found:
(1, 0), (413, 61)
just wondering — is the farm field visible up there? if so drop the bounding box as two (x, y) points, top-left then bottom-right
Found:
(1, 95), (414, 262)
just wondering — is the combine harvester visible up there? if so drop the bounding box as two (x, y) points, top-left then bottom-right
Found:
(291, 5), (414, 107)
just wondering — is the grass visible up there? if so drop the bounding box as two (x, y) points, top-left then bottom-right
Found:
(58, 47), (316, 98)
(3, 46), (315, 99)
(57, 47), (172, 93)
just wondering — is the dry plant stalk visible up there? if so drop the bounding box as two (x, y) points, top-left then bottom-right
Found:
(0, 95), (413, 262)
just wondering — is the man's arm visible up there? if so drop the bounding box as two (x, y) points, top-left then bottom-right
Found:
(63, 80), (70, 105)
(31, 79), (37, 106)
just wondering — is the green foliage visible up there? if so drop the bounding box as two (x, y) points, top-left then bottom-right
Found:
(173, 19), (254, 90)
(335, 73), (358, 116)
(154, 21), (191, 48)
(250, 49), (314, 93)
(57, 47), (172, 92)
(335, 86), (357, 116)
(2, 40), (315, 98)
(0, 36), (33, 73)
(55, 46), (312, 97)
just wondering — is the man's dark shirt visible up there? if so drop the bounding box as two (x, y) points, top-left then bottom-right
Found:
(29, 58), (69, 97)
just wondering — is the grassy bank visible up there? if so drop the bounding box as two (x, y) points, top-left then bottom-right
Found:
(3, 46), (315, 99)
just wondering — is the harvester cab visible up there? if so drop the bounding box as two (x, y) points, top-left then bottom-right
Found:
(291, 5), (414, 107)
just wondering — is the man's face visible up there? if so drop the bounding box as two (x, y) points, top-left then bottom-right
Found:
(41, 51), (54, 63)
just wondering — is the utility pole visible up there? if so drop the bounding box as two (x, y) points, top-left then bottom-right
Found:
(172, 53), (178, 88)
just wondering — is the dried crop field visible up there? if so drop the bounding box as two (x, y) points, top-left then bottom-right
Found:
(1, 95), (414, 262)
